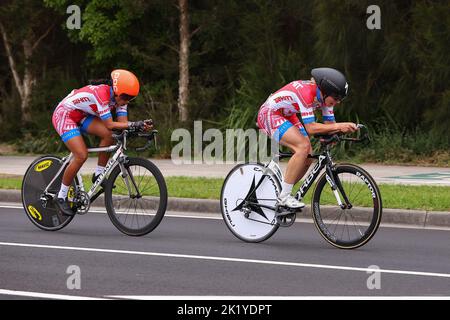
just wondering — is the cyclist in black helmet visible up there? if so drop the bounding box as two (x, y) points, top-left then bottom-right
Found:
(257, 67), (357, 209)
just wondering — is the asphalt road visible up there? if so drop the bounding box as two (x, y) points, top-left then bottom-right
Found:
(1, 205), (450, 299)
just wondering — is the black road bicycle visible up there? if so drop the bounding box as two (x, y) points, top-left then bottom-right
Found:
(22, 130), (167, 236)
(221, 125), (382, 249)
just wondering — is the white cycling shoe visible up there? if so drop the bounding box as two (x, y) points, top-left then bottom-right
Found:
(277, 195), (305, 209)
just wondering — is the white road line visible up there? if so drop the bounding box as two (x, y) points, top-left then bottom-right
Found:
(0, 289), (109, 300)
(1, 289), (448, 300)
(0, 205), (26, 209)
(1, 241), (450, 279)
(105, 295), (450, 300)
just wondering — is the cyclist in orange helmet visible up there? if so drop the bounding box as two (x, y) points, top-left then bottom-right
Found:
(51, 69), (152, 216)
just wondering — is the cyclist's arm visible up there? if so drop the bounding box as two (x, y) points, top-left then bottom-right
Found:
(96, 105), (129, 130)
(116, 105), (128, 123)
(117, 115), (128, 123)
(101, 117), (129, 130)
(298, 103), (340, 135)
(304, 122), (340, 135)
(305, 121), (358, 135)
(303, 105), (356, 135)
(94, 100), (130, 129)
(305, 106), (340, 135)
(102, 117), (151, 132)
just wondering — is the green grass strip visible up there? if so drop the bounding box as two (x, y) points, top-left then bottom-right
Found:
(1, 175), (449, 212)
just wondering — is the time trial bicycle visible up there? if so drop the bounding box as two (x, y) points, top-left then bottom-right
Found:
(22, 130), (167, 236)
(220, 125), (382, 249)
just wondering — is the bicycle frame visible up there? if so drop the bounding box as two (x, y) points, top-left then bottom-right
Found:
(246, 148), (351, 212)
(295, 151), (350, 208)
(41, 130), (158, 205)
(294, 153), (329, 200)
(42, 144), (132, 202)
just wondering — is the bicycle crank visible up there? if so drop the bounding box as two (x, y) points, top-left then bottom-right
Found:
(275, 212), (296, 227)
(274, 207), (299, 227)
(73, 190), (90, 215)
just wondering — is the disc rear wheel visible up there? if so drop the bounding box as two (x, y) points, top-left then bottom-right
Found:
(221, 163), (280, 243)
(22, 155), (77, 231)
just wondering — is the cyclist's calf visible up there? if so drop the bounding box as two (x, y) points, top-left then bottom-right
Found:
(72, 151), (88, 164)
(62, 150), (87, 186)
(287, 140), (313, 184)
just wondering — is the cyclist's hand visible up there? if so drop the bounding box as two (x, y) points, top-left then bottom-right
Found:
(128, 120), (145, 132)
(128, 119), (154, 132)
(143, 119), (154, 132)
(338, 122), (358, 134)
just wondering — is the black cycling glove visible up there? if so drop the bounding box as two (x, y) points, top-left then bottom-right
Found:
(128, 119), (153, 132)
(128, 121), (145, 132)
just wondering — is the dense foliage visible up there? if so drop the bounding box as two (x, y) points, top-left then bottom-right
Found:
(0, 0), (448, 163)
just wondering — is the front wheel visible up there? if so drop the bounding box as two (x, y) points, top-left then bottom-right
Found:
(104, 157), (167, 236)
(312, 164), (382, 249)
(221, 163), (280, 243)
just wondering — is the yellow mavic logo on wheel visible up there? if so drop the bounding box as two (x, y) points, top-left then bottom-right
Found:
(68, 186), (75, 208)
(28, 205), (42, 221)
(34, 160), (52, 172)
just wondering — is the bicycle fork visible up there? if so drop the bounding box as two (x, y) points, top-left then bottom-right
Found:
(118, 157), (141, 199)
(325, 165), (352, 210)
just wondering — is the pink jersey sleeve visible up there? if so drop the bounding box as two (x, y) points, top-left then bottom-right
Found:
(291, 81), (317, 124)
(321, 106), (335, 122)
(88, 85), (112, 120)
(115, 104), (128, 117)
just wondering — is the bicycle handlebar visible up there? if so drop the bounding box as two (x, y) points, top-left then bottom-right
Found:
(135, 131), (158, 152)
(112, 129), (158, 152)
(314, 124), (370, 146)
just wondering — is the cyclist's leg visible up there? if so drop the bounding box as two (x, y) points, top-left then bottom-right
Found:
(52, 105), (89, 187)
(275, 126), (310, 206)
(55, 135), (87, 215)
(280, 127), (312, 178)
(52, 106), (88, 215)
(258, 107), (307, 208)
(62, 135), (88, 186)
(81, 116), (113, 178)
(280, 114), (314, 183)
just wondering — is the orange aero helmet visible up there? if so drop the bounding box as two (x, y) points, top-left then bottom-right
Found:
(111, 69), (140, 98)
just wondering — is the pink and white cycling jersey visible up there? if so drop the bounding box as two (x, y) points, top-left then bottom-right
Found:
(52, 84), (128, 142)
(57, 84), (128, 122)
(257, 80), (335, 141)
(264, 80), (335, 124)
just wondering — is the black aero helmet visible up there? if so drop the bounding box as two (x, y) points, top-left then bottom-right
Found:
(311, 67), (348, 100)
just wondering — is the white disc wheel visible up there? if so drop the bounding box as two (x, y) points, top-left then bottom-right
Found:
(220, 163), (280, 242)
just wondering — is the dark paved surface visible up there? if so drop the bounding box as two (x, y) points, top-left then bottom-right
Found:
(1, 206), (449, 299)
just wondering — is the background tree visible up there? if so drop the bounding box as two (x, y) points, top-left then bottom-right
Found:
(178, 0), (190, 122)
(0, 0), (447, 163)
(0, 0), (60, 123)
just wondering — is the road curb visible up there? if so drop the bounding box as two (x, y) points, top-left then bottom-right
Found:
(2, 189), (449, 228)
